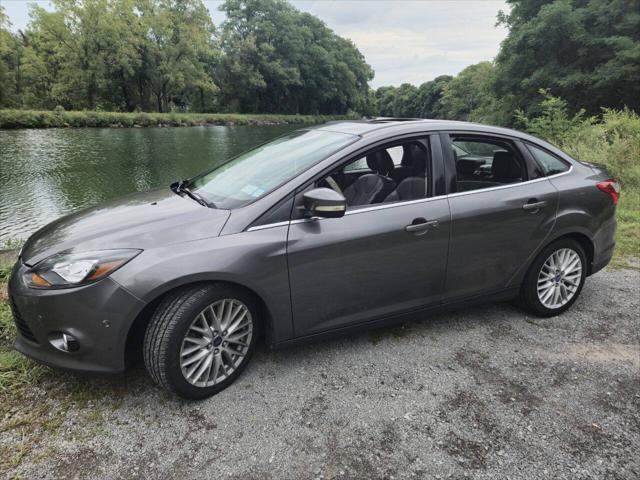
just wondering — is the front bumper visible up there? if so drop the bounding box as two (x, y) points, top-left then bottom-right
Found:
(8, 261), (146, 374)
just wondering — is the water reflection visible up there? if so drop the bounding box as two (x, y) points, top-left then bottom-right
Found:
(0, 125), (297, 244)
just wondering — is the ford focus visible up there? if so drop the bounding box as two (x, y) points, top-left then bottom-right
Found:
(8, 119), (619, 399)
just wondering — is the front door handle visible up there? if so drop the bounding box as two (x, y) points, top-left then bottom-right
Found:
(522, 200), (547, 212)
(405, 218), (439, 235)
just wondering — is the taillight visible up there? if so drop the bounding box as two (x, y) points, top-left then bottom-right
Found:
(596, 180), (620, 205)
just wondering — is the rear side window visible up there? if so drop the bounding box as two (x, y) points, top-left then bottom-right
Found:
(450, 136), (526, 193)
(527, 144), (570, 176)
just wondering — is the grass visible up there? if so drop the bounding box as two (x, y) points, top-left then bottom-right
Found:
(0, 256), (51, 476)
(0, 109), (358, 129)
(0, 254), (132, 476)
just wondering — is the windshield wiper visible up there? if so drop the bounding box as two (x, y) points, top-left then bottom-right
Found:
(172, 180), (214, 208)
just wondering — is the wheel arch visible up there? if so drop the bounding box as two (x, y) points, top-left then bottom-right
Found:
(124, 278), (275, 368)
(509, 229), (596, 290)
(557, 232), (595, 274)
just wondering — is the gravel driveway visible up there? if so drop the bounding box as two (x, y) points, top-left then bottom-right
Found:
(9, 268), (640, 480)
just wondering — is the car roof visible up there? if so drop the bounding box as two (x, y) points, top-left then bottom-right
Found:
(312, 118), (537, 141)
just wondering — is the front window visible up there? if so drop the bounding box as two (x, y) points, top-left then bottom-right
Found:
(317, 139), (430, 208)
(191, 130), (357, 209)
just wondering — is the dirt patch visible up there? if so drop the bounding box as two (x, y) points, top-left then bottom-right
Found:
(455, 349), (542, 415)
(447, 390), (500, 437)
(551, 343), (640, 368)
(441, 431), (489, 469)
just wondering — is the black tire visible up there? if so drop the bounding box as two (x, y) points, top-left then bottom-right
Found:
(143, 283), (259, 400)
(520, 238), (587, 317)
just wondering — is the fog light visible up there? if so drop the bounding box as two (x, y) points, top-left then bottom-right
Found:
(49, 332), (80, 353)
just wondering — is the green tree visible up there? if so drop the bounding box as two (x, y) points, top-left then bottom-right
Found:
(18, 6), (70, 109)
(138, 0), (217, 112)
(0, 7), (23, 107)
(391, 83), (419, 117)
(215, 0), (373, 114)
(495, 0), (640, 117)
(6, 0), (218, 112)
(438, 61), (499, 121)
(371, 76), (453, 119)
(415, 75), (452, 119)
(374, 86), (397, 117)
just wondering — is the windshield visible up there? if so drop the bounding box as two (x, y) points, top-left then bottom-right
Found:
(190, 129), (357, 209)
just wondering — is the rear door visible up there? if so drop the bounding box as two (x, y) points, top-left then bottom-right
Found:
(441, 133), (558, 300)
(287, 135), (451, 337)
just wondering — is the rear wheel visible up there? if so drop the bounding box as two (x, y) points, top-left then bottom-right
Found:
(143, 284), (258, 399)
(520, 238), (586, 317)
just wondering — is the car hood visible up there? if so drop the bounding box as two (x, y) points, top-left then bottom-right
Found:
(21, 188), (231, 266)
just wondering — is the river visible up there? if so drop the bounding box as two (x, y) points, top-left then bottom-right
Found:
(0, 125), (298, 245)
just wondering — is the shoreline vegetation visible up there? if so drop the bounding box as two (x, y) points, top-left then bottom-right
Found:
(0, 110), (357, 129)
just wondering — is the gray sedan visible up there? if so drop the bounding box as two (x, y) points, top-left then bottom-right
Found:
(8, 119), (619, 399)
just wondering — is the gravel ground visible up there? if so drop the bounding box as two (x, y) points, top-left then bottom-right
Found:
(7, 267), (640, 480)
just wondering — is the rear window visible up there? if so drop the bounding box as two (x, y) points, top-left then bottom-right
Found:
(527, 144), (570, 176)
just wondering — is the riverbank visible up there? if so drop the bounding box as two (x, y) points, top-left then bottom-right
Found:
(0, 110), (357, 129)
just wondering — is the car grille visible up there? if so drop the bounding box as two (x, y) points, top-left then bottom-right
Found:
(9, 296), (39, 344)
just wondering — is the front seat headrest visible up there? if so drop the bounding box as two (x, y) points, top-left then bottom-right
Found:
(366, 150), (394, 177)
(403, 144), (427, 176)
(492, 151), (522, 181)
(400, 144), (416, 167)
(457, 159), (479, 177)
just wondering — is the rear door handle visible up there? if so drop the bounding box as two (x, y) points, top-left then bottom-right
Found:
(405, 219), (439, 234)
(522, 200), (547, 212)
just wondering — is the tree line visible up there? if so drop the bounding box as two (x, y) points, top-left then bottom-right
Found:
(0, 0), (372, 115)
(1, 0), (638, 122)
(371, 0), (640, 125)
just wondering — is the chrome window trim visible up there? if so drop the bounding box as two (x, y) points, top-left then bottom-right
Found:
(447, 166), (572, 198)
(447, 178), (547, 199)
(247, 166), (573, 231)
(344, 195), (443, 216)
(246, 221), (291, 232)
(290, 218), (310, 225)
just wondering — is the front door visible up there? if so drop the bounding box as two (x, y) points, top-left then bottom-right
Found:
(286, 136), (451, 337)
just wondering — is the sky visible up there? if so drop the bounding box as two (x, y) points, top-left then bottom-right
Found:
(2, 0), (509, 88)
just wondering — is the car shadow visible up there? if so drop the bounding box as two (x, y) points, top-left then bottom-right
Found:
(36, 299), (526, 404)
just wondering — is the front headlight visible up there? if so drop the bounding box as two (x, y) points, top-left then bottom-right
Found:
(25, 249), (142, 289)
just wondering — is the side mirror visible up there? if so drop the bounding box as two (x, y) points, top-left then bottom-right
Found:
(303, 188), (346, 218)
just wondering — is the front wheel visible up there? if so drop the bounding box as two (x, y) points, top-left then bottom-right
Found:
(520, 239), (587, 317)
(143, 284), (258, 399)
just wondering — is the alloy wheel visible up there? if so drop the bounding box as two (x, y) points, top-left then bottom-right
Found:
(179, 298), (253, 387)
(536, 248), (582, 310)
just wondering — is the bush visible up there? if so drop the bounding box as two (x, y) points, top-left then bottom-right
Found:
(515, 89), (596, 146)
(517, 94), (640, 263)
(563, 108), (640, 191)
